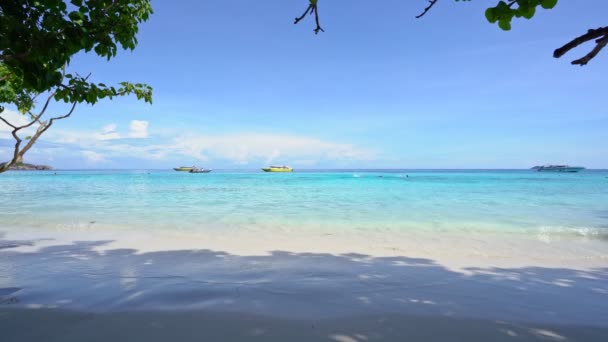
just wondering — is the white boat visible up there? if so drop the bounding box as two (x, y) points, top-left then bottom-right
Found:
(189, 167), (212, 173)
(532, 165), (585, 172)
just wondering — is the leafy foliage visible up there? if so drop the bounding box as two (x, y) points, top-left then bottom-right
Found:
(0, 0), (153, 172)
(0, 0), (153, 107)
(0, 64), (33, 114)
(483, 0), (559, 31)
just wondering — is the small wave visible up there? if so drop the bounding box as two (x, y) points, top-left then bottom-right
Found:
(534, 226), (608, 241)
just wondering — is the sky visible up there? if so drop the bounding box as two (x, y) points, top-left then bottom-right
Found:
(1, 0), (607, 169)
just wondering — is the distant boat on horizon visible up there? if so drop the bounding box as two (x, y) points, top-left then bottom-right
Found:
(262, 165), (293, 172)
(531, 165), (585, 172)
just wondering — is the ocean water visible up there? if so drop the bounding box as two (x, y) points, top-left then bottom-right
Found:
(1, 169), (607, 239)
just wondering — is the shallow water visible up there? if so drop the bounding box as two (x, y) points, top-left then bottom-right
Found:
(1, 169), (607, 239)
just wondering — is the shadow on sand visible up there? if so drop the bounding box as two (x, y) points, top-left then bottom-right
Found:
(1, 236), (607, 341)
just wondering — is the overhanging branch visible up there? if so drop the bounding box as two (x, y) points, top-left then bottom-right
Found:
(554, 26), (608, 65)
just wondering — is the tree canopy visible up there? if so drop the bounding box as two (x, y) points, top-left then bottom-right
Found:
(0, 0), (153, 172)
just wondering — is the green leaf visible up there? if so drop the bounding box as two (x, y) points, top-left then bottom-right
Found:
(485, 8), (497, 23)
(521, 6), (536, 19)
(498, 20), (512, 31)
(540, 0), (558, 9)
(68, 11), (84, 22)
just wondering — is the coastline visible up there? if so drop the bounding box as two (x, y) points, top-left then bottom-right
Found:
(2, 169), (607, 341)
(3, 227), (607, 271)
(0, 162), (52, 171)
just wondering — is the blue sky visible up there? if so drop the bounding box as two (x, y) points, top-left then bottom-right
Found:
(1, 0), (607, 169)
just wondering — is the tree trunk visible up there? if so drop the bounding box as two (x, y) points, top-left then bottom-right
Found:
(15, 123), (45, 164)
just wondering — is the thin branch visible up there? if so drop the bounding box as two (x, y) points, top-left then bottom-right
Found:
(16, 91), (55, 130)
(0, 115), (17, 129)
(36, 102), (78, 139)
(49, 102), (77, 124)
(313, 6), (324, 34)
(294, 2), (324, 34)
(416, 0), (439, 19)
(294, 4), (313, 25)
(571, 36), (608, 65)
(554, 26), (608, 65)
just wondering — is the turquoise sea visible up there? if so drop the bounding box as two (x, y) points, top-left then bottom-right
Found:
(1, 169), (607, 239)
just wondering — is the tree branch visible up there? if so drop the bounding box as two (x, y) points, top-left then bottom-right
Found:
(571, 36), (608, 65)
(416, 0), (439, 19)
(294, 2), (324, 34)
(0, 115), (17, 129)
(294, 4), (314, 25)
(1, 101), (78, 173)
(49, 102), (77, 124)
(313, 5), (324, 34)
(0, 125), (24, 173)
(553, 26), (608, 65)
(16, 91), (56, 130)
(0, 90), (57, 172)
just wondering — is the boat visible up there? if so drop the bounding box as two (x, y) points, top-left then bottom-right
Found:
(173, 166), (195, 172)
(189, 167), (212, 173)
(262, 165), (293, 172)
(532, 165), (585, 172)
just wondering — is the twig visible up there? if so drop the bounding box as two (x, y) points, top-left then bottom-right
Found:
(554, 26), (608, 65)
(416, 0), (439, 19)
(294, 4), (314, 25)
(294, 2), (324, 34)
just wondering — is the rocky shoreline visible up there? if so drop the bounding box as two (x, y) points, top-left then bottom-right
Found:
(0, 162), (52, 170)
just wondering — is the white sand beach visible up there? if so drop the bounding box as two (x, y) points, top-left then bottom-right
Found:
(2, 229), (607, 341)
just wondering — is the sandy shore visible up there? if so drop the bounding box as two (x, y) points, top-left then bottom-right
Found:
(3, 227), (607, 271)
(1, 229), (608, 341)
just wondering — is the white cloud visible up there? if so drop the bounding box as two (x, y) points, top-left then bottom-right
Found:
(97, 132), (121, 141)
(81, 150), (106, 163)
(96, 133), (121, 141)
(95, 123), (121, 141)
(55, 121), (149, 143)
(102, 123), (117, 133)
(170, 133), (375, 165)
(129, 120), (149, 138)
(18, 123), (376, 167)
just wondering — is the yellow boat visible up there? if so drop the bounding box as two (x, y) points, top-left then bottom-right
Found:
(262, 165), (293, 172)
(173, 166), (194, 172)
